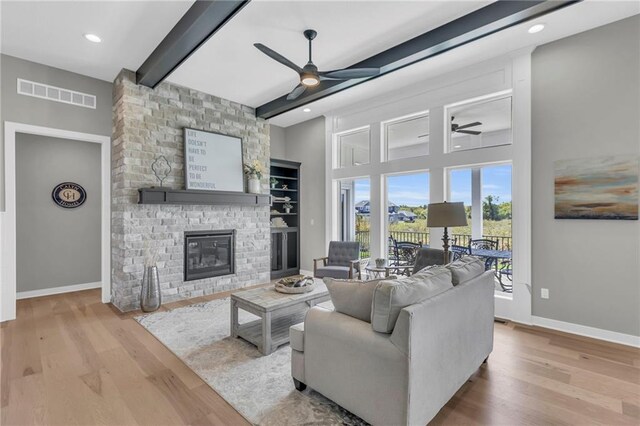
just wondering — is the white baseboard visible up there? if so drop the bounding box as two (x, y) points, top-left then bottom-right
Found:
(16, 281), (101, 300)
(531, 315), (640, 348)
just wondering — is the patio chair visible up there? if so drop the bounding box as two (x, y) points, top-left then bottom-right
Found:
(450, 245), (469, 262)
(497, 258), (513, 293)
(468, 239), (498, 251)
(385, 247), (444, 277)
(469, 238), (499, 270)
(385, 241), (430, 276)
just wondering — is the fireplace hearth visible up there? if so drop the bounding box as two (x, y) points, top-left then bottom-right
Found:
(184, 230), (235, 281)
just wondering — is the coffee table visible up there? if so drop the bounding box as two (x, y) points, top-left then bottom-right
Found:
(230, 279), (329, 355)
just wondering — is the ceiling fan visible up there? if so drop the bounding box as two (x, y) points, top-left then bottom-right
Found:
(451, 116), (482, 135)
(254, 29), (381, 101)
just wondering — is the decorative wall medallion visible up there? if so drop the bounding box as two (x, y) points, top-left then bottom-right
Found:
(52, 182), (87, 208)
(151, 155), (171, 187)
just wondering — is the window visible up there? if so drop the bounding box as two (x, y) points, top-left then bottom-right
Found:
(386, 172), (430, 247)
(338, 177), (370, 258)
(447, 94), (512, 153)
(481, 164), (512, 251)
(447, 168), (473, 244)
(447, 163), (513, 294)
(336, 127), (370, 168)
(383, 113), (429, 161)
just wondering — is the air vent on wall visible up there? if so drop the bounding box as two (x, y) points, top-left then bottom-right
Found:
(17, 78), (96, 109)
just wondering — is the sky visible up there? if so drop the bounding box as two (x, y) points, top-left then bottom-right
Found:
(352, 164), (512, 207)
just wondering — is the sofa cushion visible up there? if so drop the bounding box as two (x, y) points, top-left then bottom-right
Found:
(446, 256), (485, 286)
(315, 265), (352, 279)
(289, 322), (305, 352)
(371, 266), (453, 333)
(323, 276), (395, 322)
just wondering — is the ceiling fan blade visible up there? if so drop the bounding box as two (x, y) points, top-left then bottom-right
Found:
(286, 84), (307, 101)
(254, 43), (302, 74)
(456, 129), (481, 135)
(319, 68), (380, 80)
(456, 121), (482, 130)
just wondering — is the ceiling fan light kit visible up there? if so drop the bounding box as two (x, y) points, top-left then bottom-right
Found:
(255, 29), (381, 100)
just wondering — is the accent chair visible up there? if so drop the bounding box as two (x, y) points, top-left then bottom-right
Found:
(313, 241), (363, 279)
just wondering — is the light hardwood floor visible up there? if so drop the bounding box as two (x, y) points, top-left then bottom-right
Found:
(1, 288), (639, 425)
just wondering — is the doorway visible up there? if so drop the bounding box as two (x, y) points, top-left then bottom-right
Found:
(1, 123), (111, 322)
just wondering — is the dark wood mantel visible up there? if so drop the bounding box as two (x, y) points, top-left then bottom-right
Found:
(138, 188), (270, 206)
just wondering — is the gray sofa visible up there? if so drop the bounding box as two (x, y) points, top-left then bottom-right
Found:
(290, 267), (495, 425)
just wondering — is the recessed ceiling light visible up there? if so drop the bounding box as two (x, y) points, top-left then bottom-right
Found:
(84, 33), (102, 43)
(303, 108), (311, 113)
(528, 24), (545, 34)
(454, 145), (462, 149)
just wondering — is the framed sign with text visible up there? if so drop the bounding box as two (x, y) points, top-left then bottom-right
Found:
(184, 128), (244, 192)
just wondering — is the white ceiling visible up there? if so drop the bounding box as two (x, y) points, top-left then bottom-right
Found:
(1, 0), (638, 129)
(0, 1), (193, 82)
(166, 0), (490, 107)
(266, 0), (640, 127)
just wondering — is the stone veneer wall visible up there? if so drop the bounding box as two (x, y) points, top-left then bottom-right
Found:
(111, 69), (270, 311)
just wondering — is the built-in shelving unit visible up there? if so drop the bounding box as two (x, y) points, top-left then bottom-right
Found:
(270, 159), (301, 279)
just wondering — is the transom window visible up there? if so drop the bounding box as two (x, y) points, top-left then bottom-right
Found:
(336, 127), (370, 168)
(447, 94), (512, 153)
(383, 112), (429, 161)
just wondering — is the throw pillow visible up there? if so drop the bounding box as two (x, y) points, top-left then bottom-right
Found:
(371, 266), (453, 333)
(323, 276), (396, 322)
(446, 256), (485, 286)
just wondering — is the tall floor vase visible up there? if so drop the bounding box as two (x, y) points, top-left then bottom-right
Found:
(141, 265), (162, 312)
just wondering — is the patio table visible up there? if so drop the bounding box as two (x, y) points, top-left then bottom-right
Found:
(470, 248), (512, 292)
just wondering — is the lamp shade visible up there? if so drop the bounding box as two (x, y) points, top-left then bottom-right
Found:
(426, 202), (467, 228)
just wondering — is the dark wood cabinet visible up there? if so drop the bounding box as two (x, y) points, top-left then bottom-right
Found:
(270, 159), (301, 279)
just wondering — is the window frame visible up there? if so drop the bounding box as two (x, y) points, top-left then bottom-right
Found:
(444, 90), (513, 154)
(333, 125), (371, 169)
(381, 110), (430, 163)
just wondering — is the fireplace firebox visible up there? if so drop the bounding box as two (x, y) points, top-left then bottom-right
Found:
(184, 230), (235, 281)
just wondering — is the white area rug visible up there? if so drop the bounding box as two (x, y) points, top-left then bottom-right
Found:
(136, 298), (367, 425)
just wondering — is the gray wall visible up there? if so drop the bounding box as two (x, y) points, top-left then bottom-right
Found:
(279, 117), (327, 272)
(532, 16), (640, 336)
(270, 124), (287, 159)
(16, 134), (101, 291)
(0, 54), (112, 211)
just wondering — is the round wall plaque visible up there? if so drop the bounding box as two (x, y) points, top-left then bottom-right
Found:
(52, 182), (86, 208)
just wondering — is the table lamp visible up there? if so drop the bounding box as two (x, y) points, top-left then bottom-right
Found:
(426, 201), (467, 264)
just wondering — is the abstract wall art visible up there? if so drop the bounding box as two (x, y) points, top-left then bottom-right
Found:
(555, 156), (639, 220)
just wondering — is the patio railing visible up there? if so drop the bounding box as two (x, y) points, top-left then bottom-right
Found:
(354, 230), (512, 256)
(452, 234), (512, 251)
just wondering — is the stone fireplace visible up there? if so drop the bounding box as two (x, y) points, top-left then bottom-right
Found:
(111, 69), (270, 311)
